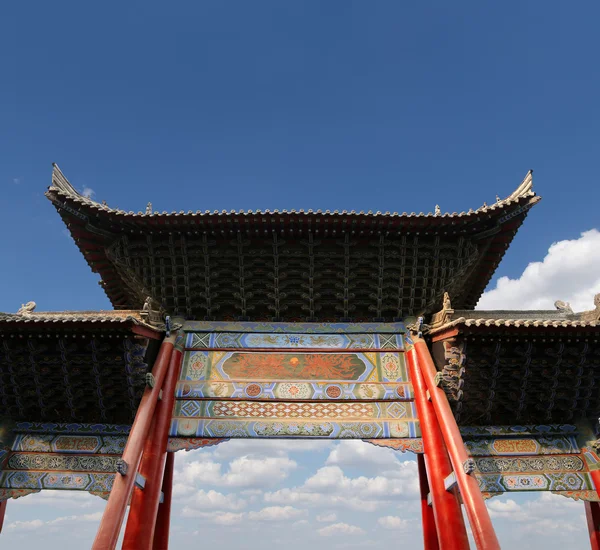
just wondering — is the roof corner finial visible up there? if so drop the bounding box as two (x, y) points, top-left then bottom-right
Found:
(443, 291), (452, 311)
(554, 300), (573, 314)
(146, 202), (153, 215)
(434, 205), (441, 216)
(496, 195), (501, 202)
(17, 301), (36, 315)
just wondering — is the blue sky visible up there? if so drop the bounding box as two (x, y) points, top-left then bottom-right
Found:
(1, 1), (600, 548)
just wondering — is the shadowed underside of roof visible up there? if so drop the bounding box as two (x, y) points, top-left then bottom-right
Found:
(46, 164), (540, 321)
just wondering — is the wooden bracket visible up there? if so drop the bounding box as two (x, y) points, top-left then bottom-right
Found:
(444, 471), (458, 492)
(134, 473), (146, 490)
(115, 459), (128, 476)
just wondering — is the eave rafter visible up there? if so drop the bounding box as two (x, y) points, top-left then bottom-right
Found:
(46, 164), (541, 321)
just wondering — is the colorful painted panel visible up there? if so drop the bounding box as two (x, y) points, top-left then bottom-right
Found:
(8, 453), (120, 473)
(181, 351), (408, 383)
(14, 422), (131, 435)
(12, 434), (127, 455)
(0, 470), (114, 493)
(460, 425), (577, 437)
(465, 436), (579, 456)
(169, 418), (420, 439)
(186, 332), (403, 350)
(477, 472), (595, 493)
(174, 400), (417, 420)
(176, 380), (413, 401)
(474, 455), (586, 474)
(181, 321), (407, 334)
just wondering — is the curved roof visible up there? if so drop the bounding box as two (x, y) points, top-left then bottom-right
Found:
(46, 165), (541, 320)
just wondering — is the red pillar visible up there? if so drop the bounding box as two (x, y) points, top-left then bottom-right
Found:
(586, 501), (600, 550)
(0, 500), (6, 534)
(92, 334), (176, 550)
(123, 346), (183, 549)
(153, 452), (175, 550)
(587, 470), (600, 550)
(417, 454), (440, 550)
(413, 338), (501, 550)
(408, 348), (469, 549)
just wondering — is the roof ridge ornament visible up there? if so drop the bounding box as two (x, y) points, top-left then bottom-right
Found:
(16, 301), (36, 315)
(50, 163), (80, 197)
(554, 300), (574, 315)
(506, 169), (534, 201)
(580, 293), (600, 322)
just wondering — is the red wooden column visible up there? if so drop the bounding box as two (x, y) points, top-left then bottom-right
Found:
(408, 348), (469, 549)
(586, 501), (600, 550)
(586, 469), (600, 550)
(92, 333), (176, 550)
(413, 337), (501, 550)
(123, 343), (183, 549)
(153, 451), (175, 550)
(417, 454), (440, 550)
(0, 500), (6, 534)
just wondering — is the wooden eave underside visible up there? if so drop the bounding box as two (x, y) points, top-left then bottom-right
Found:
(46, 165), (540, 320)
(430, 324), (600, 426)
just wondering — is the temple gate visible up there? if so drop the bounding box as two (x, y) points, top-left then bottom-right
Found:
(0, 165), (598, 548)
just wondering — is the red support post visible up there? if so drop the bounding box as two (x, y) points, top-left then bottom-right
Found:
(408, 348), (469, 549)
(417, 454), (440, 550)
(123, 346), (183, 549)
(587, 470), (600, 550)
(413, 338), (501, 550)
(92, 334), (176, 550)
(586, 501), (600, 550)
(153, 452), (175, 550)
(0, 500), (6, 534)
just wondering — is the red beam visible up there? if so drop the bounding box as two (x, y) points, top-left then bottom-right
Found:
(91, 334), (176, 550)
(417, 454), (440, 550)
(586, 501), (600, 550)
(413, 338), (501, 550)
(0, 500), (6, 534)
(132, 324), (164, 340)
(123, 347), (183, 549)
(408, 348), (469, 549)
(430, 328), (460, 343)
(153, 452), (175, 550)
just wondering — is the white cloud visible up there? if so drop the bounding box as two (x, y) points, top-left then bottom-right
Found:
(5, 519), (44, 532)
(5, 511), (103, 533)
(81, 186), (95, 199)
(248, 506), (306, 521)
(377, 516), (409, 530)
(478, 229), (600, 311)
(326, 440), (403, 474)
(13, 177), (21, 185)
(486, 493), (586, 536)
(316, 512), (337, 523)
(212, 439), (332, 460)
(222, 456), (297, 487)
(265, 463), (418, 511)
(176, 454), (297, 489)
(181, 509), (245, 526)
(318, 522), (366, 536)
(186, 489), (247, 511)
(487, 498), (522, 519)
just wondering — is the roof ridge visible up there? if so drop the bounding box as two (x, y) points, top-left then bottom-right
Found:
(47, 166), (538, 220)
